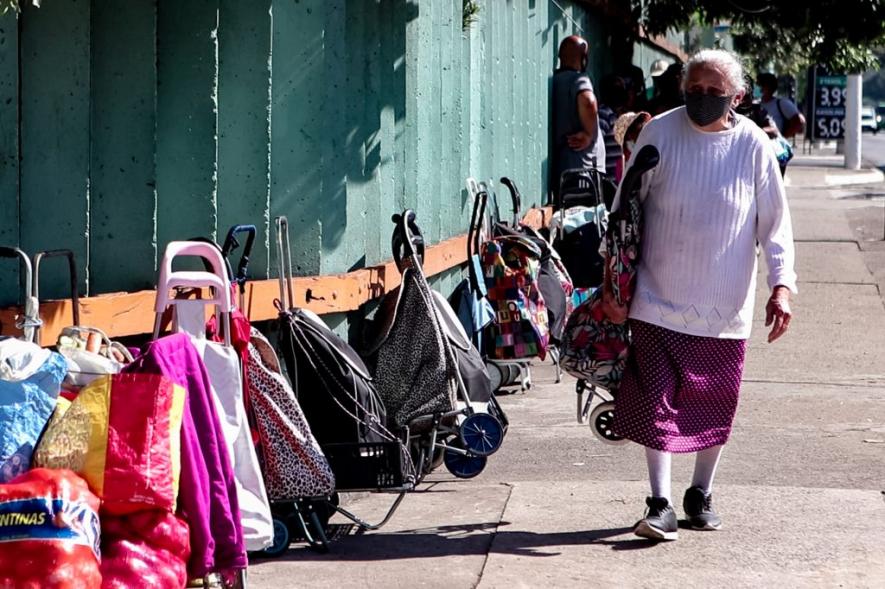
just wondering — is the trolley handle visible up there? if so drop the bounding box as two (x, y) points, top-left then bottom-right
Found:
(391, 210), (424, 272)
(467, 191), (488, 293)
(274, 216), (295, 310)
(153, 241), (232, 344)
(0, 246), (26, 260)
(1, 247), (38, 343)
(468, 190), (488, 259)
(33, 249), (80, 334)
(465, 177), (480, 199)
(155, 242), (232, 312)
(0, 247), (33, 304)
(187, 236), (235, 282)
(499, 177), (522, 227)
(222, 224), (257, 288)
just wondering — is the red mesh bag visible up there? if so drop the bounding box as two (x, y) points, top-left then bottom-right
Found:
(100, 510), (190, 589)
(0, 468), (102, 589)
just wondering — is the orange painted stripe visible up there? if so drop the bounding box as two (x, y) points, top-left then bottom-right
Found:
(0, 207), (553, 345)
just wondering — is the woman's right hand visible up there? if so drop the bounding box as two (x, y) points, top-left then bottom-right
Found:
(601, 281), (629, 324)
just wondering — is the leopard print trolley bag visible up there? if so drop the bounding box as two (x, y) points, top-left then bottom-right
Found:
(245, 328), (335, 501)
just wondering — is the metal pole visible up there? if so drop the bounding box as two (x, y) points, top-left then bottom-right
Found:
(844, 74), (862, 170)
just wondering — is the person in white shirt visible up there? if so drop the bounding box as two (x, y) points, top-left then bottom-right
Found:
(602, 49), (797, 541)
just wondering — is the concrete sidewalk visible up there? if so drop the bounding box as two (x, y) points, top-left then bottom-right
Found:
(787, 147), (884, 188)
(249, 165), (885, 589)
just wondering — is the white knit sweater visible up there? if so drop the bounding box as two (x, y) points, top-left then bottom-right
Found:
(615, 107), (797, 339)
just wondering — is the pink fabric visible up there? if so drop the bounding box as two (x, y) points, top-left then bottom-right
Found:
(100, 510), (190, 589)
(613, 320), (747, 453)
(124, 334), (246, 577)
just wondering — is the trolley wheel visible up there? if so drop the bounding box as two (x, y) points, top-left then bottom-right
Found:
(262, 517), (291, 557)
(459, 412), (504, 456)
(589, 401), (628, 445)
(504, 364), (520, 386)
(486, 361), (504, 391)
(443, 441), (488, 479)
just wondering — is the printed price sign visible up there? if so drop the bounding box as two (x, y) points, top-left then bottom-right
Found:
(811, 73), (847, 140)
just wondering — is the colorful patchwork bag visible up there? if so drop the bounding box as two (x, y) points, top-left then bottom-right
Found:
(481, 234), (549, 360)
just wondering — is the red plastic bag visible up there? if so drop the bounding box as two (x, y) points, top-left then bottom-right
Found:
(100, 510), (190, 589)
(34, 373), (186, 515)
(0, 468), (102, 589)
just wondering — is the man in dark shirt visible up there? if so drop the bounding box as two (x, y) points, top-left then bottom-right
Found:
(597, 74), (627, 181)
(551, 35), (606, 198)
(648, 62), (684, 116)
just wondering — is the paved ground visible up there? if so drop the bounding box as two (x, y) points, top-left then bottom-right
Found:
(248, 159), (885, 588)
(862, 132), (885, 169)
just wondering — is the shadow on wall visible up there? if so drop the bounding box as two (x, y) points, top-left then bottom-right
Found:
(2, 0), (605, 305)
(270, 0), (419, 278)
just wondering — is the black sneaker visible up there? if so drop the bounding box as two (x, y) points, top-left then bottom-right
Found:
(683, 486), (722, 531)
(634, 496), (678, 541)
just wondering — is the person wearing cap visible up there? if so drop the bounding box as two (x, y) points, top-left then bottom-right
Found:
(551, 35), (606, 198)
(649, 59), (670, 80)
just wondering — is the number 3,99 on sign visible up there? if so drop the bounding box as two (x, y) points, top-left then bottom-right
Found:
(818, 86), (846, 107)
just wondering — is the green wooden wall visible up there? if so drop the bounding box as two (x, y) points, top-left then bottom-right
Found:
(0, 0), (605, 306)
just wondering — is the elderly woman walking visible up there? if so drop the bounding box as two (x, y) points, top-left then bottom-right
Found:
(603, 49), (797, 541)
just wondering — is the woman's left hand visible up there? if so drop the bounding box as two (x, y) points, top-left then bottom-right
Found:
(765, 285), (792, 343)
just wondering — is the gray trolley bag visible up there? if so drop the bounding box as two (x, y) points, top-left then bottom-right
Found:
(363, 211), (506, 480)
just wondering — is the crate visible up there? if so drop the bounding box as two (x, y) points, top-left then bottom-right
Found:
(322, 441), (415, 492)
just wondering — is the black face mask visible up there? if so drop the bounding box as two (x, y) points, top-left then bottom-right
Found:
(684, 92), (733, 127)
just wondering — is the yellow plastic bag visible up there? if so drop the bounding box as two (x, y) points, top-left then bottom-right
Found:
(34, 373), (185, 515)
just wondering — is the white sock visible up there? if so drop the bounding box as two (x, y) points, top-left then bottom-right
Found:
(645, 447), (672, 502)
(691, 445), (724, 494)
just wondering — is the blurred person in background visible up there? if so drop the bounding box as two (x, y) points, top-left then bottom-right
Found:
(598, 74), (628, 181)
(614, 110), (652, 163)
(757, 72), (805, 139)
(648, 63), (685, 116)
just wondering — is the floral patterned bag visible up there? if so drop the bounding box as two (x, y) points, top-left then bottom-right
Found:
(560, 145), (659, 390)
(559, 290), (629, 390)
(482, 235), (550, 360)
(606, 182), (643, 307)
(560, 204), (639, 390)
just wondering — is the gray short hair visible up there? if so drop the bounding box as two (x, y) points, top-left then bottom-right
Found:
(682, 49), (745, 96)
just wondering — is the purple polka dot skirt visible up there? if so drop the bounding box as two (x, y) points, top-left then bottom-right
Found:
(613, 320), (747, 453)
